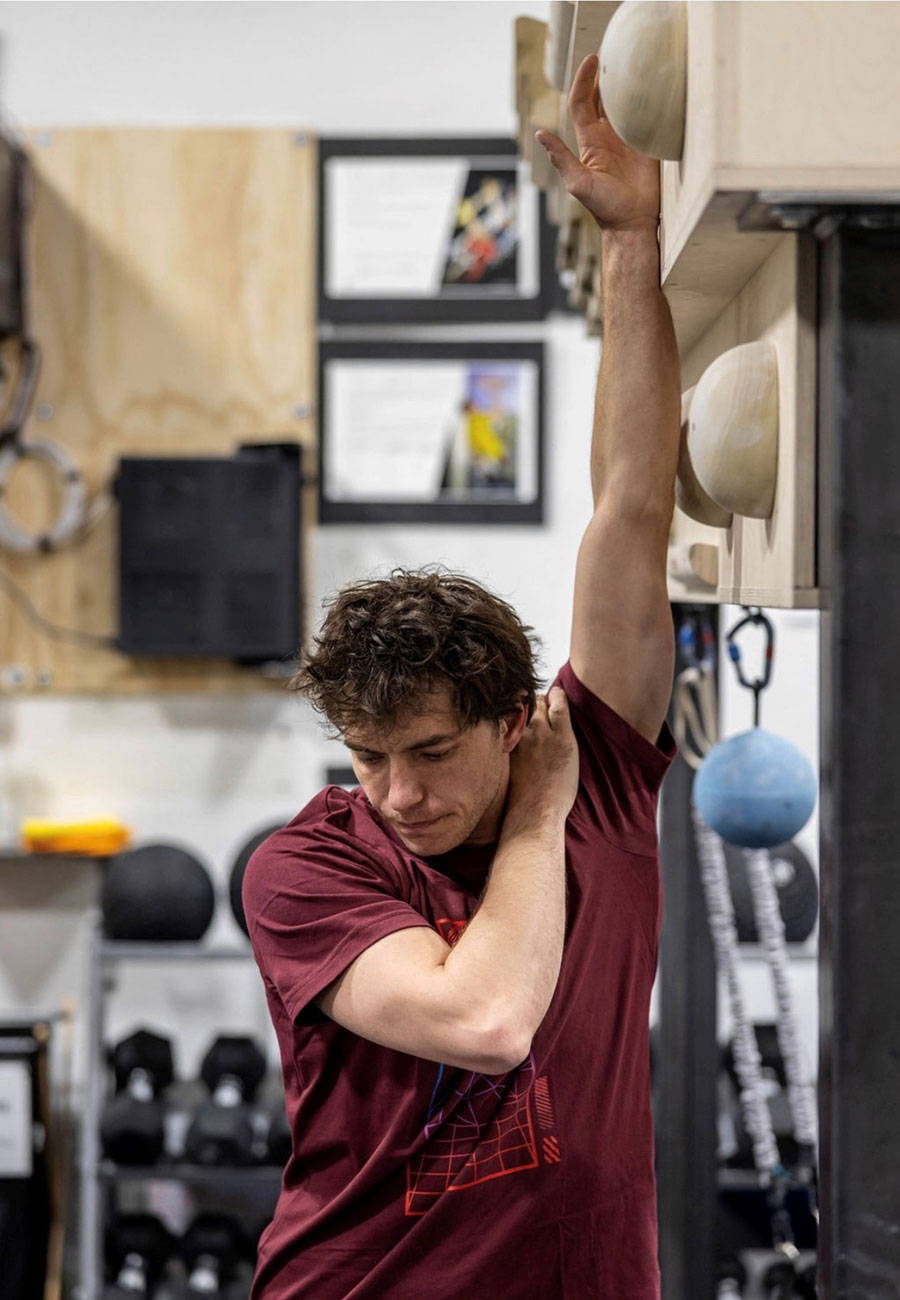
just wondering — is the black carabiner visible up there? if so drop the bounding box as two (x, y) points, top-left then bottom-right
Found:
(725, 606), (775, 727)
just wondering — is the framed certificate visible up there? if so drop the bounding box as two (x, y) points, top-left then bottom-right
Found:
(318, 137), (554, 323)
(318, 341), (544, 525)
(326, 766), (358, 789)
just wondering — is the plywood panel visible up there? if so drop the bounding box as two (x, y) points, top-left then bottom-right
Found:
(564, 2), (621, 96)
(0, 129), (317, 694)
(721, 2), (900, 173)
(666, 508), (722, 605)
(661, 2), (900, 354)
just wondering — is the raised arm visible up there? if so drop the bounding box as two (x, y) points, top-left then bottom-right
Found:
(537, 55), (681, 743)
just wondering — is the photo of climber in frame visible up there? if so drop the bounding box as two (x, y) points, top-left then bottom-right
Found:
(441, 168), (520, 290)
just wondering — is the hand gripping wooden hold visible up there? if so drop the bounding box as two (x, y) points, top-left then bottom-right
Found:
(688, 341), (780, 521)
(598, 0), (687, 161)
(675, 385), (733, 529)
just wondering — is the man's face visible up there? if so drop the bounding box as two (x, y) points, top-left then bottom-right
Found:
(344, 687), (525, 856)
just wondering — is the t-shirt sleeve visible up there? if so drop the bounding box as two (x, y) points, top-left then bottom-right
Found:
(553, 660), (677, 856)
(242, 820), (433, 1025)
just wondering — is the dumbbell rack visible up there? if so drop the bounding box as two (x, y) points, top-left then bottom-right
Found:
(77, 927), (283, 1300)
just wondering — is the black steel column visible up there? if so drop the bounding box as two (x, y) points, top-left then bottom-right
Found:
(657, 618), (719, 1300)
(818, 220), (900, 1297)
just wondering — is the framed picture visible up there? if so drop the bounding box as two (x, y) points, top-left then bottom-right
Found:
(326, 766), (358, 790)
(318, 137), (554, 323)
(318, 341), (544, 525)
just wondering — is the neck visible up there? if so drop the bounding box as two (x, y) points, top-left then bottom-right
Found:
(464, 770), (510, 845)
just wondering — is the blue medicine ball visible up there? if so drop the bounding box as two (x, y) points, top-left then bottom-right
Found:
(694, 729), (817, 849)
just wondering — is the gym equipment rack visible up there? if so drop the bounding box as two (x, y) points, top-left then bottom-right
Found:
(76, 929), (282, 1300)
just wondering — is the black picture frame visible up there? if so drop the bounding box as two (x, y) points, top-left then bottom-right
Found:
(318, 136), (555, 323)
(318, 340), (545, 525)
(326, 766), (358, 790)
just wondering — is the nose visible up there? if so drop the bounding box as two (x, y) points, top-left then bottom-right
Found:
(386, 763), (427, 816)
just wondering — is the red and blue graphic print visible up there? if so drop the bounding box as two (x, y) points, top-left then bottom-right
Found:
(404, 918), (561, 1216)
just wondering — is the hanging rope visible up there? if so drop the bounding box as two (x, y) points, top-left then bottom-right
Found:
(0, 146), (102, 557)
(692, 808), (782, 1174)
(680, 606), (818, 1265)
(722, 605), (818, 1157)
(693, 809), (801, 1257)
(745, 846), (819, 1183)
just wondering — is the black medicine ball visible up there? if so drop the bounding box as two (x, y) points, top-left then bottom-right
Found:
(229, 823), (284, 937)
(102, 843), (216, 942)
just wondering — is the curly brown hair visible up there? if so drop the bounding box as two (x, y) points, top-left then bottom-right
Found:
(291, 566), (543, 736)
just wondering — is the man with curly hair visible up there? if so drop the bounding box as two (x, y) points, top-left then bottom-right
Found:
(245, 54), (680, 1300)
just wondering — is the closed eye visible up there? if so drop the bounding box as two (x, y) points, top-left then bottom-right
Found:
(420, 750), (451, 762)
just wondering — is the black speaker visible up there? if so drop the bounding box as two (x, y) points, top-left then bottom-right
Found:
(0, 136), (26, 339)
(116, 443), (302, 661)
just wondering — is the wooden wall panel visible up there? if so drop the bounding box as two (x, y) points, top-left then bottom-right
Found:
(668, 234), (819, 609)
(0, 129), (317, 693)
(720, 2), (900, 176)
(661, 2), (900, 356)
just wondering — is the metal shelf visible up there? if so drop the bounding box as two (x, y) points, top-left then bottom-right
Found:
(99, 942), (253, 963)
(98, 1160), (283, 1186)
(77, 925), (263, 1300)
(0, 848), (105, 862)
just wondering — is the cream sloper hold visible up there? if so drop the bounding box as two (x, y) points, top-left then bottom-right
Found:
(686, 341), (780, 522)
(598, 0), (687, 161)
(675, 384), (733, 530)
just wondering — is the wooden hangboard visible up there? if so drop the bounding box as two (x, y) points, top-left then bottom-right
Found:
(1, 128), (317, 694)
(667, 233), (819, 609)
(661, 1), (900, 356)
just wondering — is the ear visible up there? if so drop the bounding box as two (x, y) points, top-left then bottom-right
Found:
(499, 701), (529, 753)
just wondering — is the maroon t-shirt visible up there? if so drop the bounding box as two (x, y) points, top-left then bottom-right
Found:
(244, 662), (675, 1299)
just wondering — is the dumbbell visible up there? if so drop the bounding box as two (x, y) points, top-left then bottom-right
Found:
(184, 1036), (267, 1165)
(104, 1212), (174, 1298)
(101, 1029), (174, 1164)
(717, 1255), (747, 1297)
(172, 1213), (249, 1299)
(763, 1259), (804, 1300)
(795, 1262), (818, 1299)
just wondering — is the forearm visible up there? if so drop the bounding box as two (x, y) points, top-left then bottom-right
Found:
(439, 810), (567, 1064)
(592, 227), (681, 517)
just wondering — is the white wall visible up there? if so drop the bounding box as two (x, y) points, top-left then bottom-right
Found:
(0, 1), (546, 133)
(0, 1), (819, 1102)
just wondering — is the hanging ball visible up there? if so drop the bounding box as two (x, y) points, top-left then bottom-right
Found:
(694, 729), (817, 849)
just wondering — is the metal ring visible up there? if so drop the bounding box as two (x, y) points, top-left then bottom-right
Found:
(0, 437), (88, 554)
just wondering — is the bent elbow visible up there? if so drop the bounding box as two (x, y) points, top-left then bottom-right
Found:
(474, 1023), (533, 1076)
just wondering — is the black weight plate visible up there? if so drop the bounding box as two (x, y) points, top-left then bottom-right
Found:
(228, 823), (284, 936)
(723, 840), (819, 944)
